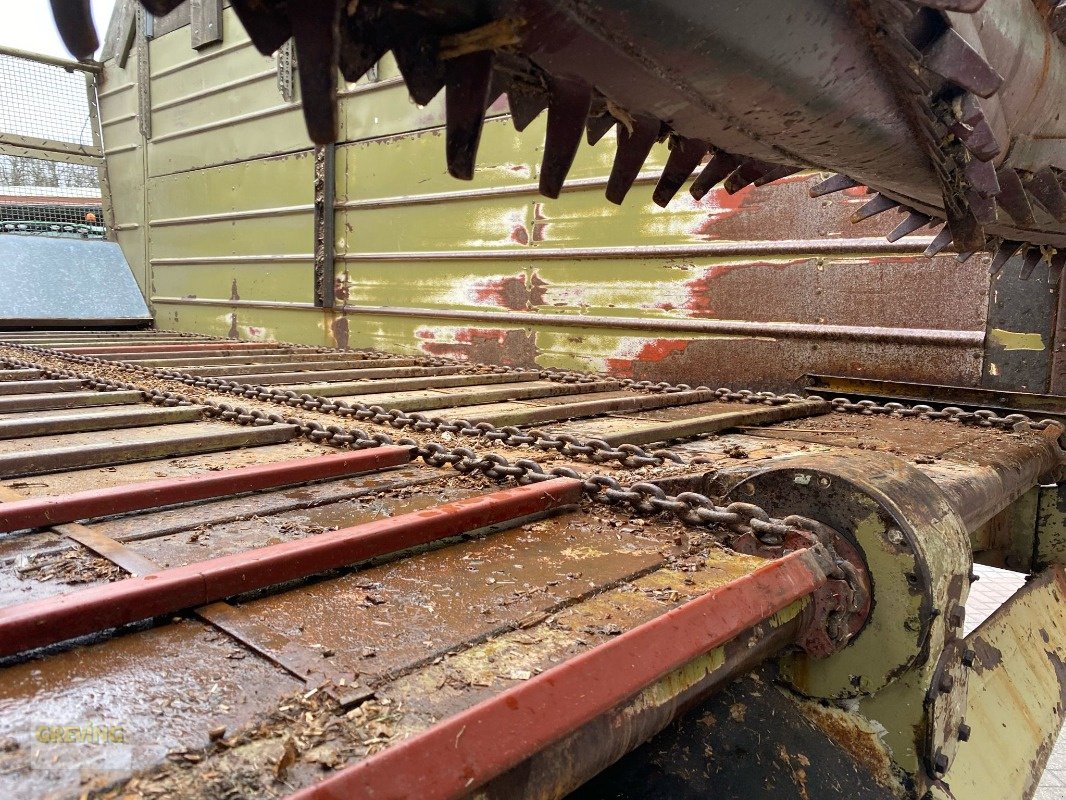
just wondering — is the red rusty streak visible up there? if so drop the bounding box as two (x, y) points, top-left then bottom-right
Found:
(58, 342), (281, 354)
(417, 327), (503, 356)
(287, 548), (827, 800)
(0, 448), (413, 533)
(0, 478), (583, 658)
(604, 339), (691, 377)
(686, 174), (812, 239)
(471, 272), (549, 311)
(682, 258), (806, 317)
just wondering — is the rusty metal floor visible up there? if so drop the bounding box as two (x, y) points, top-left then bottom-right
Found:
(0, 329), (1061, 799)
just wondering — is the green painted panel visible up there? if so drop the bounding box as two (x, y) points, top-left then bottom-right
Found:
(153, 302), (331, 346)
(149, 216), (312, 259)
(151, 71), (282, 138)
(152, 262), (315, 304)
(147, 149), (313, 219)
(148, 11), (260, 93)
(146, 105), (306, 176)
(336, 116), (628, 202)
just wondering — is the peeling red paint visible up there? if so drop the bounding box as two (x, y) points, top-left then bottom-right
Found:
(604, 338), (691, 377)
(532, 202), (548, 242)
(471, 272), (549, 311)
(417, 327), (538, 366)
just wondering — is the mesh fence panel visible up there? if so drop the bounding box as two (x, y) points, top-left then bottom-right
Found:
(0, 51), (104, 238)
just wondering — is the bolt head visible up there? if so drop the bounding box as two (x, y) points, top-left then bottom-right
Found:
(962, 648), (976, 668)
(958, 723), (972, 742)
(939, 674), (955, 693)
(933, 752), (950, 775)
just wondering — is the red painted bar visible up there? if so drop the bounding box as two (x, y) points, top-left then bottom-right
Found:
(287, 549), (827, 800)
(0, 447), (414, 533)
(0, 478), (583, 657)
(58, 342), (283, 354)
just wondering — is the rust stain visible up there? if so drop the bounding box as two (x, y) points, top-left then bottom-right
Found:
(471, 272), (549, 311)
(531, 202), (548, 243)
(681, 259), (806, 317)
(334, 270), (351, 305)
(691, 185), (758, 235)
(230, 279), (240, 302)
(417, 327), (538, 367)
(331, 315), (350, 349)
(604, 339), (691, 377)
(970, 637), (1004, 674)
(228, 313), (239, 340)
(793, 698), (903, 793)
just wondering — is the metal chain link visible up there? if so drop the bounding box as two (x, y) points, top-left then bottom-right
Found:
(0, 343), (913, 650)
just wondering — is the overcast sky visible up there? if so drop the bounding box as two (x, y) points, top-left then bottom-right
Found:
(0, 1), (117, 58)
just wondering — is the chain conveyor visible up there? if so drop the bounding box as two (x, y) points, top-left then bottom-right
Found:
(0, 329), (1060, 799)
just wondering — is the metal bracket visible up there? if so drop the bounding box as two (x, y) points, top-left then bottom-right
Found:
(136, 6), (151, 139)
(314, 143), (337, 308)
(191, 0), (223, 50)
(277, 40), (295, 102)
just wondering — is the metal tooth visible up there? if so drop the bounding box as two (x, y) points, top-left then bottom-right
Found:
(809, 174), (860, 198)
(1024, 167), (1066, 223)
(689, 151), (741, 201)
(887, 211), (932, 243)
(586, 113), (618, 146)
(966, 190), (998, 225)
(921, 29), (1003, 98)
(606, 116), (660, 205)
(539, 78), (593, 199)
(956, 251), (977, 263)
(752, 165), (801, 187)
(507, 89), (549, 133)
(923, 226), (954, 257)
(1050, 250), (1066, 285)
(393, 33), (446, 107)
(851, 193), (901, 223)
(48, 0), (99, 60)
(1020, 247), (1044, 281)
(989, 240), (1024, 276)
(951, 95), (1000, 162)
(483, 72), (508, 112)
(723, 160), (780, 194)
(445, 50), (495, 180)
(140, 1), (189, 11)
(337, 5), (389, 85)
(995, 168), (1036, 227)
(915, 0), (988, 10)
(964, 158), (1000, 198)
(231, 0), (293, 56)
(289, 0), (343, 145)
(653, 137), (708, 207)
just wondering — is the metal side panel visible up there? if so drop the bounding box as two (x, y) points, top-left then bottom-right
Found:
(931, 566), (1066, 800)
(0, 236), (150, 326)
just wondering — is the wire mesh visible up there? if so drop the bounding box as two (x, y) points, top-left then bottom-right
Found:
(0, 51), (104, 238)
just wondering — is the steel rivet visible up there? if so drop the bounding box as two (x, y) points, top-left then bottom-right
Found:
(958, 723), (971, 742)
(939, 674), (955, 694)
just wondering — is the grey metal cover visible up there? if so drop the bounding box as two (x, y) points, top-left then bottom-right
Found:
(0, 235), (150, 325)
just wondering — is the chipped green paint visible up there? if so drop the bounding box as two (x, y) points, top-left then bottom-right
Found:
(989, 328), (1046, 351)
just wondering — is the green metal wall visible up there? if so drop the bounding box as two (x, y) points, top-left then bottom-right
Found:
(98, 4), (992, 389)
